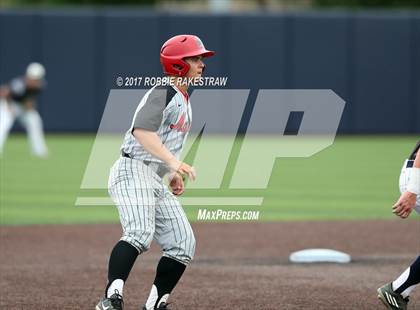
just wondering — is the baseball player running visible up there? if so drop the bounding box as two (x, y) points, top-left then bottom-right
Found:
(377, 140), (420, 310)
(96, 34), (214, 310)
(0, 62), (48, 157)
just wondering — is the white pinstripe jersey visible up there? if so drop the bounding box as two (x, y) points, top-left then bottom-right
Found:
(120, 85), (192, 172)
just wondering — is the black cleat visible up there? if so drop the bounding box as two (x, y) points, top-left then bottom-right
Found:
(156, 302), (171, 309)
(377, 283), (409, 310)
(142, 302), (171, 310)
(96, 290), (124, 310)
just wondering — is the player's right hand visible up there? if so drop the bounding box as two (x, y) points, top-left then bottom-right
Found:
(169, 173), (185, 196)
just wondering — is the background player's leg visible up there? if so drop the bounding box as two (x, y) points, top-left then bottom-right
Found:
(393, 256), (420, 298)
(19, 109), (48, 157)
(144, 190), (195, 309)
(0, 100), (16, 154)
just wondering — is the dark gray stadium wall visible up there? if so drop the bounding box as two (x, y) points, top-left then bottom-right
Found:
(0, 9), (419, 133)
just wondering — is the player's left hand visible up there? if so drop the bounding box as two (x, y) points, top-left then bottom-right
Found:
(0, 86), (8, 98)
(169, 173), (185, 196)
(392, 191), (417, 218)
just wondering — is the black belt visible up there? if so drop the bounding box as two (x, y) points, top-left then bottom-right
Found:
(122, 152), (131, 159)
(406, 160), (414, 168)
(121, 152), (152, 167)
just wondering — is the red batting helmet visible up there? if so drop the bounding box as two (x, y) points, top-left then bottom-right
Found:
(160, 34), (215, 76)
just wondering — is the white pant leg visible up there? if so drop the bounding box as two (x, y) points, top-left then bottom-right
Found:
(154, 187), (196, 265)
(0, 100), (16, 154)
(18, 108), (48, 157)
(108, 157), (157, 253)
(399, 160), (420, 215)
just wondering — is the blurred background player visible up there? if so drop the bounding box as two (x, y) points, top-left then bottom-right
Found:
(0, 62), (49, 157)
(377, 141), (420, 310)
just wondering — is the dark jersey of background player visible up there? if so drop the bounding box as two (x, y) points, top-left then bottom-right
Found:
(409, 140), (420, 160)
(7, 77), (43, 104)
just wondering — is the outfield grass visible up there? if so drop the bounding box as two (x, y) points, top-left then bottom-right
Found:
(0, 134), (418, 225)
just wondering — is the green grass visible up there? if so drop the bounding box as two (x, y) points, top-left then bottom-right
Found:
(0, 134), (418, 225)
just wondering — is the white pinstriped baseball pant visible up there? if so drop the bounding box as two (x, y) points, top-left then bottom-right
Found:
(108, 157), (195, 265)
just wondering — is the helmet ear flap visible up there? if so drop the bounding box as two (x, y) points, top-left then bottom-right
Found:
(168, 58), (190, 76)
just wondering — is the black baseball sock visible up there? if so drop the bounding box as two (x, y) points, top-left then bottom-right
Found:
(395, 256), (420, 295)
(105, 240), (139, 297)
(153, 256), (186, 308)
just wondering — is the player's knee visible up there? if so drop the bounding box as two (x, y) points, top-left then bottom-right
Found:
(121, 228), (155, 253)
(170, 227), (196, 264)
(187, 230), (196, 262)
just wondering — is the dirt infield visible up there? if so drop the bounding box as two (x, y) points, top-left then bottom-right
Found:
(1, 220), (419, 310)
